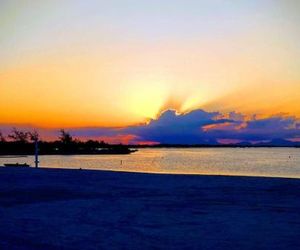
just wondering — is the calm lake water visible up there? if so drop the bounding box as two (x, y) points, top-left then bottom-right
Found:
(1, 148), (300, 178)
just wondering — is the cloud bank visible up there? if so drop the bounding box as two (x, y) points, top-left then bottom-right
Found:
(1, 109), (300, 145)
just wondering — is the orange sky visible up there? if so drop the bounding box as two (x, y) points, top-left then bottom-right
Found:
(1, 1), (300, 128)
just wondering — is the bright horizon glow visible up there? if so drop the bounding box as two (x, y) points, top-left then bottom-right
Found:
(1, 1), (300, 128)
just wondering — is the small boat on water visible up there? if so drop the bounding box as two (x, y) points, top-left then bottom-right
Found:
(3, 163), (30, 168)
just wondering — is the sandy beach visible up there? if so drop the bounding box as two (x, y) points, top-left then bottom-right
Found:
(0, 167), (300, 250)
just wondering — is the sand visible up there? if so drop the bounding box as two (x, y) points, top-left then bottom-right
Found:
(0, 167), (300, 250)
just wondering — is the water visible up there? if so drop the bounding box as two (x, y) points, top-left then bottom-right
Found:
(1, 148), (300, 178)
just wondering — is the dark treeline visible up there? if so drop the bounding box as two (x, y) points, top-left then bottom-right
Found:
(0, 129), (136, 155)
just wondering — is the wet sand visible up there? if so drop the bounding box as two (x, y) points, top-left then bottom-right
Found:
(0, 167), (300, 250)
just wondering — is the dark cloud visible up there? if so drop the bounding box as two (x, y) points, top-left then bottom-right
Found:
(1, 109), (300, 145)
(123, 109), (222, 144)
(122, 110), (300, 144)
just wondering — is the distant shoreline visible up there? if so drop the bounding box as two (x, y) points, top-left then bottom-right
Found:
(130, 145), (300, 148)
(0, 145), (299, 157)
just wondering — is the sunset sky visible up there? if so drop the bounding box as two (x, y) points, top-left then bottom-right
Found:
(1, 1), (300, 143)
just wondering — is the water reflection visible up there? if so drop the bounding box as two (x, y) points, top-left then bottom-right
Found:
(1, 148), (300, 178)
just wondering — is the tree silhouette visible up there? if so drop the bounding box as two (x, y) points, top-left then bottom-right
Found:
(8, 128), (29, 143)
(29, 130), (39, 142)
(0, 131), (6, 142)
(0, 127), (135, 155)
(59, 129), (73, 144)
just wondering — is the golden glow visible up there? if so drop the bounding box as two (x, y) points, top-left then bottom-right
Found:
(1, 42), (300, 127)
(1, 1), (300, 127)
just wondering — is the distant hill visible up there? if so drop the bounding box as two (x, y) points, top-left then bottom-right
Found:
(130, 139), (300, 148)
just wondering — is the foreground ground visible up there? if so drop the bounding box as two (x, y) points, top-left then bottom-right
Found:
(0, 167), (300, 250)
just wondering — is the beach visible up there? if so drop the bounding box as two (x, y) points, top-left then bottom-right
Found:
(0, 167), (300, 250)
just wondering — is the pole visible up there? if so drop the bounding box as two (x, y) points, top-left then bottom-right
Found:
(35, 139), (39, 168)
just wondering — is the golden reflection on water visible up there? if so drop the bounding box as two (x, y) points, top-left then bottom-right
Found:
(1, 148), (300, 178)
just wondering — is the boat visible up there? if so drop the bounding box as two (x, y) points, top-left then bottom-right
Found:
(3, 163), (30, 167)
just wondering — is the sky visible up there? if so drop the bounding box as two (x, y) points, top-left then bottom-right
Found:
(0, 0), (300, 144)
